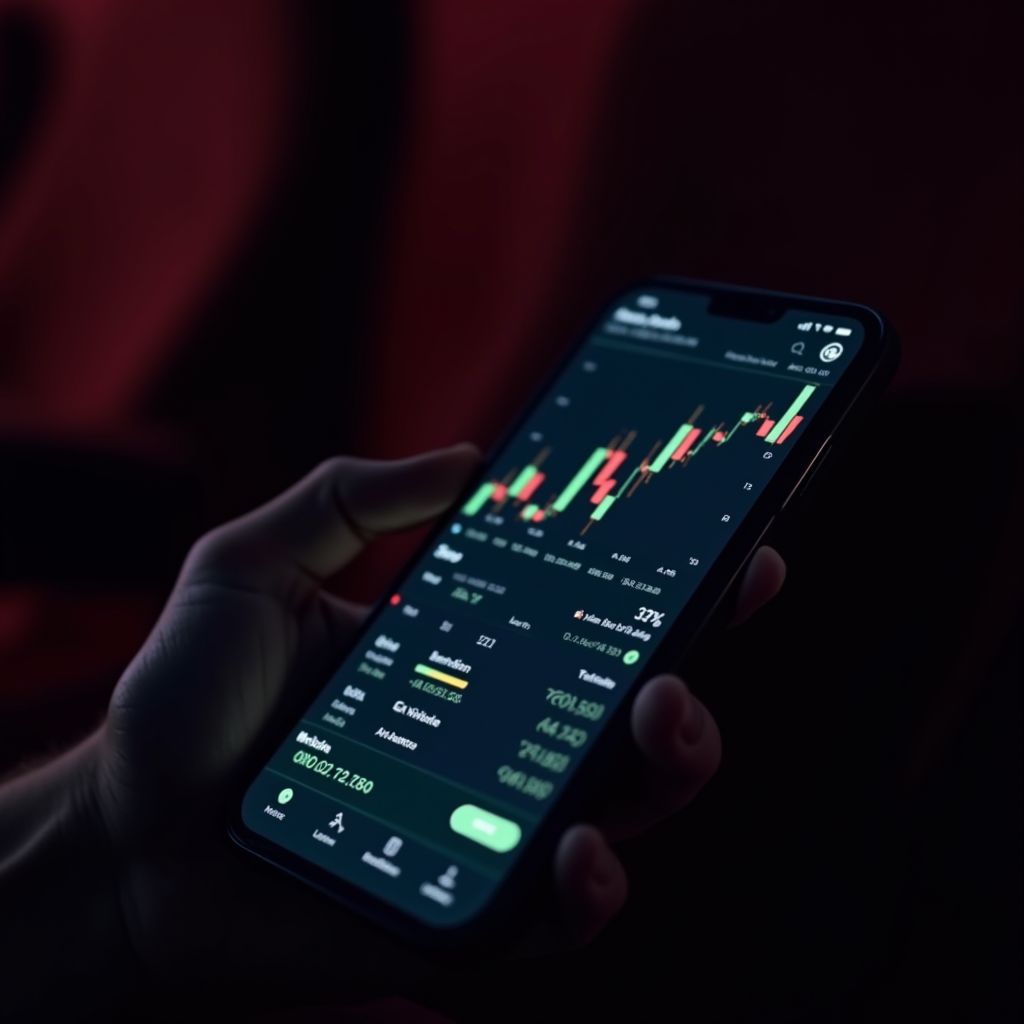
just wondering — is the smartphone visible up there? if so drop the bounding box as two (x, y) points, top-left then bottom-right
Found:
(229, 278), (899, 945)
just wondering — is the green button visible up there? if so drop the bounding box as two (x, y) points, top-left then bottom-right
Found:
(449, 804), (522, 853)
(623, 649), (640, 665)
(277, 788), (294, 804)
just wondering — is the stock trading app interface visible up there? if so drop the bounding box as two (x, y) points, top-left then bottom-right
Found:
(241, 289), (864, 925)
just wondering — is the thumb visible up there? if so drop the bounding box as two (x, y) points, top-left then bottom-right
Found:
(187, 445), (481, 595)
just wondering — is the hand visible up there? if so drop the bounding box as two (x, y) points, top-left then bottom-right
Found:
(59, 447), (783, 1000)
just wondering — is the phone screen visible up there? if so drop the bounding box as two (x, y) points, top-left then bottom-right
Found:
(238, 286), (865, 927)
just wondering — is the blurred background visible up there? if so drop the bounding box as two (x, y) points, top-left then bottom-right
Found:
(0, 1), (1020, 1020)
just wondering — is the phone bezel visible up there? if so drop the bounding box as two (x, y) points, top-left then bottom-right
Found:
(227, 276), (899, 949)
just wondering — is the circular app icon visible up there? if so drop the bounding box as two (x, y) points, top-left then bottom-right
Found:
(819, 341), (844, 362)
(623, 650), (640, 665)
(277, 788), (294, 804)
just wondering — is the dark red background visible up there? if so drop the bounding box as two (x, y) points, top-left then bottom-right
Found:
(1, 2), (1020, 1020)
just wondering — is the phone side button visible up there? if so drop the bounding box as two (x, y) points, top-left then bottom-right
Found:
(798, 444), (832, 500)
(450, 805), (522, 853)
(782, 439), (832, 509)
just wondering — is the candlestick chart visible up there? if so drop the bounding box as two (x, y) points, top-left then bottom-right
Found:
(461, 383), (817, 535)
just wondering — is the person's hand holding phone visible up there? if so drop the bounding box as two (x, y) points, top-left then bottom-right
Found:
(0, 445), (784, 1008)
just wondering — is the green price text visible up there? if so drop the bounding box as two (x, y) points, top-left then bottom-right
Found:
(292, 749), (374, 793)
(536, 717), (588, 748)
(545, 689), (605, 721)
(497, 765), (554, 800)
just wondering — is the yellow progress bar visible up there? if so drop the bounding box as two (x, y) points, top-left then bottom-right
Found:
(414, 663), (469, 690)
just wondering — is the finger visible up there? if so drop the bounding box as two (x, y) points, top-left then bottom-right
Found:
(318, 592), (371, 635)
(306, 591), (371, 660)
(598, 674), (722, 841)
(291, 592), (374, 691)
(187, 445), (480, 591)
(554, 824), (627, 946)
(730, 544), (786, 626)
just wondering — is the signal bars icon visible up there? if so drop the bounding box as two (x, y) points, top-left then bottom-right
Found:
(797, 321), (853, 337)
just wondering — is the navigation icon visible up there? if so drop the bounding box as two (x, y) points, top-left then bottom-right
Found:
(329, 812), (345, 834)
(791, 341), (805, 355)
(419, 865), (460, 908)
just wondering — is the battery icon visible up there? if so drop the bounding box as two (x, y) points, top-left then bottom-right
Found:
(834, 327), (852, 337)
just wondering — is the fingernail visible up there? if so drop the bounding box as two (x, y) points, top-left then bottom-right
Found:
(678, 684), (705, 745)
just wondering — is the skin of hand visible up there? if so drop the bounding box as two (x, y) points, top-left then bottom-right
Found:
(0, 445), (785, 1007)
